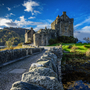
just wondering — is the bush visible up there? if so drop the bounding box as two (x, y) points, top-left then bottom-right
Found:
(68, 45), (72, 49)
(10, 47), (14, 50)
(49, 39), (57, 45)
(5, 41), (13, 48)
(83, 45), (86, 47)
(86, 49), (90, 57)
(18, 43), (23, 46)
(70, 45), (78, 53)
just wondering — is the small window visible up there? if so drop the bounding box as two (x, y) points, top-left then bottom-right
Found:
(65, 26), (67, 30)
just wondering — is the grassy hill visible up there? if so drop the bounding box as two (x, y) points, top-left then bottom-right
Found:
(0, 27), (30, 46)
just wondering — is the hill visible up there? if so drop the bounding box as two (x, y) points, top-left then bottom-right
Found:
(0, 27), (30, 46)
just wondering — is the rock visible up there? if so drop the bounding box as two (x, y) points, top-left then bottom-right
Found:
(10, 81), (46, 90)
(37, 60), (53, 70)
(50, 48), (63, 58)
(28, 67), (57, 78)
(40, 55), (57, 72)
(65, 64), (73, 71)
(29, 63), (43, 70)
(22, 75), (61, 90)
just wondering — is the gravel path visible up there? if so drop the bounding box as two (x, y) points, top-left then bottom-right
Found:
(0, 51), (45, 90)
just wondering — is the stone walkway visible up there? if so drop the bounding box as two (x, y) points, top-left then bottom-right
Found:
(0, 51), (45, 90)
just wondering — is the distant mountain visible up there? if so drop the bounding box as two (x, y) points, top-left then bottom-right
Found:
(0, 27), (30, 46)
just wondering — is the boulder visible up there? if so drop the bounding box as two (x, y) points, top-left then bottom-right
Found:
(27, 67), (57, 78)
(22, 75), (61, 90)
(29, 63), (43, 70)
(10, 81), (46, 90)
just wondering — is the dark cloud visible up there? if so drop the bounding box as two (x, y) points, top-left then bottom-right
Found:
(6, 22), (17, 27)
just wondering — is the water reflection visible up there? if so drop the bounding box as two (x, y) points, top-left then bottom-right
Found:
(67, 80), (90, 90)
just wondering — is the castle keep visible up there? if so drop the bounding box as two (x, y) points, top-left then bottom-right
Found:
(25, 12), (74, 46)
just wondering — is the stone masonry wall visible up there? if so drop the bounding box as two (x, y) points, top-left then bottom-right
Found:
(10, 47), (64, 90)
(0, 48), (44, 65)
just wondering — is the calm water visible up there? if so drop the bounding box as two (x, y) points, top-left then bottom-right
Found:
(62, 72), (90, 90)
(67, 80), (90, 90)
(0, 46), (6, 49)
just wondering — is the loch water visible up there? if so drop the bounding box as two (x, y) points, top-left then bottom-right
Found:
(62, 72), (90, 90)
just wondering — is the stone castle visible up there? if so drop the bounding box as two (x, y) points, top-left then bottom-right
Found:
(25, 12), (74, 46)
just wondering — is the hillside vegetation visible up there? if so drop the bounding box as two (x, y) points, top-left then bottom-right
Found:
(0, 27), (30, 46)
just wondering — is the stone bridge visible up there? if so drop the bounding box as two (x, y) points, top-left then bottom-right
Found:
(0, 47), (64, 90)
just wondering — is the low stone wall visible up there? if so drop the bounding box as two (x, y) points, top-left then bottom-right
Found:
(0, 48), (44, 65)
(10, 47), (64, 90)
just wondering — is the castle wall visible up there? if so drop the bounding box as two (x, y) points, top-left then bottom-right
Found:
(60, 21), (73, 36)
(25, 33), (28, 43)
(25, 28), (35, 43)
(33, 33), (51, 46)
(26, 12), (74, 46)
(33, 33), (41, 46)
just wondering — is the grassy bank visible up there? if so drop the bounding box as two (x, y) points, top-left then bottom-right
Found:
(62, 43), (90, 53)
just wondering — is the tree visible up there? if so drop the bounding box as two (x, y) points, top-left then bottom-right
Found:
(5, 41), (13, 48)
(83, 37), (90, 43)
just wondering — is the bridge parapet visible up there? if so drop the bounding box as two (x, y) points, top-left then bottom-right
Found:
(10, 47), (64, 90)
(0, 48), (44, 66)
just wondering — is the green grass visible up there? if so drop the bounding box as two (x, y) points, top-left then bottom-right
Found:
(48, 43), (90, 53)
(62, 43), (90, 53)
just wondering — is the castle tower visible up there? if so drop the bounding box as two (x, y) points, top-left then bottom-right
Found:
(63, 11), (66, 20)
(51, 11), (73, 37)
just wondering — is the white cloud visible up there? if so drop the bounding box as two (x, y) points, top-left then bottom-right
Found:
(22, 0), (39, 12)
(13, 5), (20, 8)
(47, 19), (54, 23)
(0, 18), (17, 27)
(28, 16), (35, 19)
(0, 27), (3, 29)
(0, 3), (4, 6)
(79, 26), (90, 33)
(6, 7), (11, 11)
(5, 13), (15, 18)
(15, 15), (43, 27)
(34, 10), (41, 14)
(0, 18), (12, 26)
(33, 19), (54, 31)
(74, 25), (90, 41)
(34, 23), (51, 31)
(74, 17), (90, 28)
(74, 31), (90, 41)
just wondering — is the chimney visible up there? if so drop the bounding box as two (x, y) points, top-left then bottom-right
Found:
(63, 11), (66, 15)
(31, 27), (33, 31)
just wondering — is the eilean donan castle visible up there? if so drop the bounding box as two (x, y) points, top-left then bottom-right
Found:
(25, 12), (73, 46)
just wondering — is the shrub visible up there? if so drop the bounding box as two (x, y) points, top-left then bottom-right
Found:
(10, 47), (14, 50)
(18, 43), (23, 46)
(86, 49), (90, 57)
(68, 45), (72, 49)
(5, 41), (13, 48)
(49, 39), (57, 45)
(84, 45), (90, 48)
(83, 45), (86, 47)
(70, 45), (78, 53)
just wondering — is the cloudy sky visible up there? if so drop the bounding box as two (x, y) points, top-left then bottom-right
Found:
(0, 0), (90, 41)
